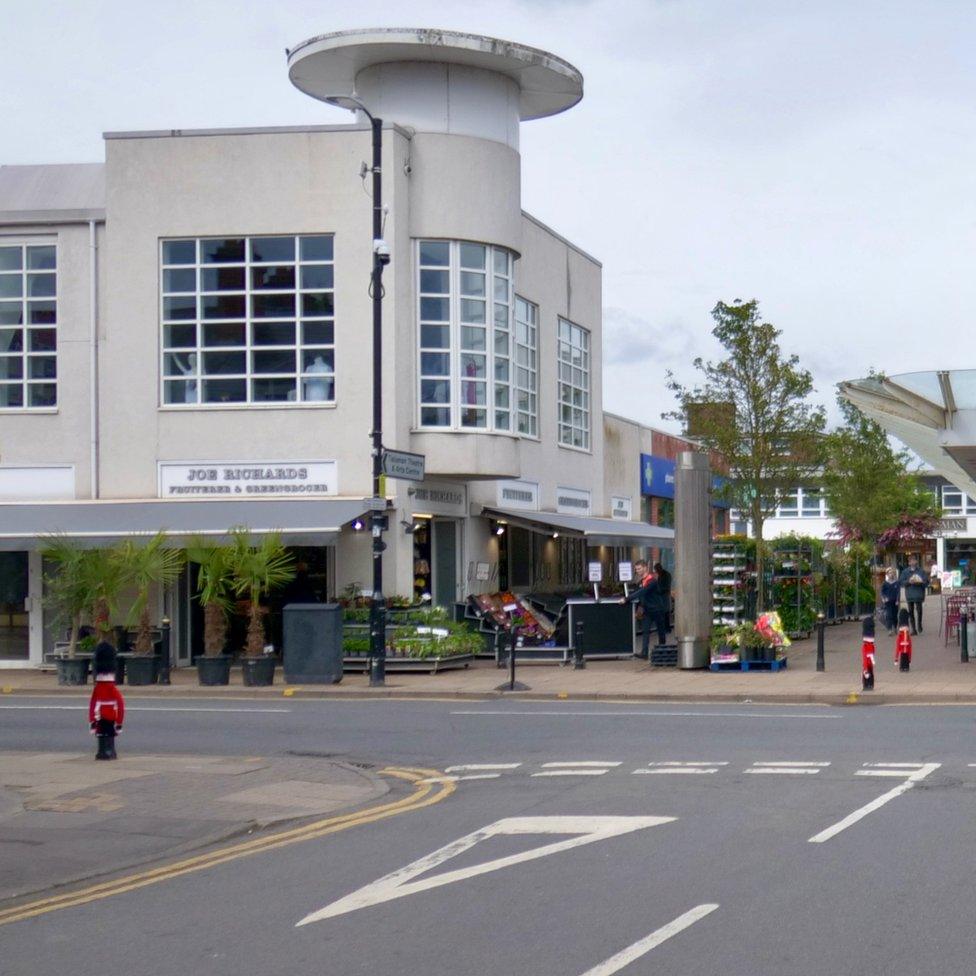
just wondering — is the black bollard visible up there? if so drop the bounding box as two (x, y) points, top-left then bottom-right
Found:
(509, 626), (518, 690)
(574, 618), (586, 670)
(816, 613), (826, 672)
(962, 612), (969, 663)
(158, 617), (172, 685)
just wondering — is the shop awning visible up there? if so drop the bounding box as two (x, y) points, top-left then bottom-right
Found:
(480, 506), (675, 548)
(0, 497), (372, 550)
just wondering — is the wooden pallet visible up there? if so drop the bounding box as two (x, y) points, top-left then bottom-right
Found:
(709, 657), (788, 673)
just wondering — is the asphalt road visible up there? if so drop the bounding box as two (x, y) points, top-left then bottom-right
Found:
(3, 697), (976, 975)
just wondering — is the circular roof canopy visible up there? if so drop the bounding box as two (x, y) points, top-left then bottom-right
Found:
(287, 28), (583, 120)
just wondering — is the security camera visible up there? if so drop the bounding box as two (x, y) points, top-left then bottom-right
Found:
(373, 239), (391, 265)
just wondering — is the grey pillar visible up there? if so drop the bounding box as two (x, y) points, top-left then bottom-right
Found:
(675, 451), (712, 669)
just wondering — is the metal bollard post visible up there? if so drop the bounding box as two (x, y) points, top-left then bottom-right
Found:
(158, 617), (172, 685)
(574, 618), (586, 669)
(509, 626), (518, 690)
(815, 612), (825, 672)
(962, 612), (969, 663)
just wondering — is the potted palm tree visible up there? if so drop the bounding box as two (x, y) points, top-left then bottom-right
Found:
(186, 540), (236, 685)
(228, 527), (295, 686)
(118, 533), (184, 685)
(43, 537), (93, 685)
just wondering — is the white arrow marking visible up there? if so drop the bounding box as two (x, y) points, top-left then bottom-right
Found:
(578, 904), (719, 976)
(296, 815), (675, 926)
(808, 762), (940, 843)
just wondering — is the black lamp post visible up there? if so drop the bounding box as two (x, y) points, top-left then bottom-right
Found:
(328, 97), (389, 686)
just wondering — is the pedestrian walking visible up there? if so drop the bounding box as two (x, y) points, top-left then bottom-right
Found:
(881, 567), (900, 636)
(89, 642), (125, 760)
(622, 559), (668, 656)
(898, 557), (928, 635)
(895, 607), (912, 671)
(653, 561), (672, 635)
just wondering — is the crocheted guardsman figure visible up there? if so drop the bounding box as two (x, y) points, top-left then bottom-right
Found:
(861, 615), (876, 691)
(895, 607), (912, 672)
(88, 642), (124, 760)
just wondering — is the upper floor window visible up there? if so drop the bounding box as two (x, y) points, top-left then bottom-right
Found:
(514, 296), (538, 437)
(161, 235), (334, 406)
(417, 240), (514, 431)
(942, 485), (963, 514)
(557, 318), (590, 450)
(0, 242), (57, 409)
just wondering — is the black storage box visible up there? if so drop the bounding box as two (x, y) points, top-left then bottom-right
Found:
(283, 603), (343, 684)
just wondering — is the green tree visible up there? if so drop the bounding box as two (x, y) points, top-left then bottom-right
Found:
(822, 395), (939, 548)
(227, 528), (295, 657)
(185, 540), (236, 657)
(667, 299), (826, 610)
(118, 533), (185, 654)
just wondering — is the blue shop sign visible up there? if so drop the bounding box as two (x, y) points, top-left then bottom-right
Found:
(640, 453), (730, 507)
(640, 454), (675, 498)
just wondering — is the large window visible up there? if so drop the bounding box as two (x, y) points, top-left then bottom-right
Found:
(514, 296), (538, 437)
(557, 318), (590, 449)
(0, 242), (57, 409)
(161, 235), (335, 406)
(417, 240), (514, 431)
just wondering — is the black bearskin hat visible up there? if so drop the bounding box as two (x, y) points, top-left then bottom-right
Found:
(93, 641), (117, 676)
(862, 615), (875, 638)
(898, 608), (910, 627)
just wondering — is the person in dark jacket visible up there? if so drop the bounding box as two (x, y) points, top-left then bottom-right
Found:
(898, 557), (928, 635)
(653, 562), (673, 635)
(880, 567), (900, 636)
(622, 560), (668, 655)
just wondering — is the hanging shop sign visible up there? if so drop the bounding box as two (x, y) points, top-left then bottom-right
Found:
(496, 480), (539, 511)
(610, 495), (632, 520)
(0, 465), (75, 500)
(381, 448), (425, 483)
(158, 460), (338, 497)
(640, 455), (675, 498)
(405, 480), (467, 517)
(557, 486), (592, 516)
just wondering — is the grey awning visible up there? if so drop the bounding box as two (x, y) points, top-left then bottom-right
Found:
(0, 497), (369, 550)
(480, 506), (675, 548)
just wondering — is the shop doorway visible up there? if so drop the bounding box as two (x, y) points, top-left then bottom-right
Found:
(0, 551), (29, 662)
(412, 518), (460, 607)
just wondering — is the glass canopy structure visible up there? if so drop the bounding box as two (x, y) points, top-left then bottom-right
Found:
(838, 371), (976, 497)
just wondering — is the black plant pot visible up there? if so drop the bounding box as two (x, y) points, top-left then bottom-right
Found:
(196, 655), (232, 686)
(56, 657), (89, 686)
(125, 655), (158, 686)
(241, 656), (276, 687)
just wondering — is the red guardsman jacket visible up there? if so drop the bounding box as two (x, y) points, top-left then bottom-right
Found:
(89, 677), (125, 728)
(895, 627), (913, 664)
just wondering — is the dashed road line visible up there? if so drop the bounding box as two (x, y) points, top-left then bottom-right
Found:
(746, 761), (830, 775)
(444, 764), (522, 772)
(635, 762), (728, 775)
(541, 761), (623, 767)
(533, 770), (611, 777)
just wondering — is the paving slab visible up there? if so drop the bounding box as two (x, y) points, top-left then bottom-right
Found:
(0, 751), (388, 903)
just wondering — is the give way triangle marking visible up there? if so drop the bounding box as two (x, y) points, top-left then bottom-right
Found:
(296, 815), (675, 927)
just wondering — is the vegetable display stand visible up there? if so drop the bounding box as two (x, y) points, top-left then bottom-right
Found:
(770, 543), (816, 638)
(342, 653), (473, 674)
(710, 656), (788, 672)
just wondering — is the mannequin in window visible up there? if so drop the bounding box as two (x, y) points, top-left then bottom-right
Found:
(172, 352), (197, 403)
(303, 355), (330, 402)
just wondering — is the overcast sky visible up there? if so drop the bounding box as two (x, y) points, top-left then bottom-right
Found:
(3, 0), (974, 434)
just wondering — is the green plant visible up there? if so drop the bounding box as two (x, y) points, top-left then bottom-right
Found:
(227, 528), (296, 657)
(78, 634), (97, 655)
(118, 533), (185, 655)
(186, 539), (236, 657)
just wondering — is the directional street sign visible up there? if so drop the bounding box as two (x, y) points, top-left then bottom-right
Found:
(381, 448), (426, 482)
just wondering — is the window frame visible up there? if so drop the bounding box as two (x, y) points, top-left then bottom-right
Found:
(514, 294), (539, 439)
(416, 239), (516, 433)
(0, 238), (59, 411)
(159, 234), (336, 409)
(556, 317), (591, 451)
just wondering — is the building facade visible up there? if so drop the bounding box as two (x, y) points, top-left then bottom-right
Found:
(0, 29), (672, 667)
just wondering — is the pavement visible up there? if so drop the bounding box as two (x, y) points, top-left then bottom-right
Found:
(3, 617), (976, 705)
(0, 750), (389, 904)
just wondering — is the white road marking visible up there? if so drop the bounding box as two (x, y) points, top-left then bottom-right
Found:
(647, 761), (730, 766)
(863, 762), (926, 768)
(747, 768), (821, 775)
(577, 904), (719, 976)
(808, 762), (941, 843)
(752, 761), (831, 767)
(444, 763), (521, 772)
(532, 769), (609, 777)
(451, 710), (838, 720)
(541, 761), (623, 768)
(0, 705), (291, 713)
(296, 815), (676, 926)
(634, 768), (717, 775)
(419, 774), (502, 783)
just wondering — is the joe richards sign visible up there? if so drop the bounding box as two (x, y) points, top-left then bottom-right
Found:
(159, 461), (338, 497)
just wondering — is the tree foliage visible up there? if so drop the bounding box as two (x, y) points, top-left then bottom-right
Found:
(822, 396), (939, 547)
(667, 299), (826, 609)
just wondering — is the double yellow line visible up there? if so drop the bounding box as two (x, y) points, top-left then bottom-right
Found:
(0, 766), (454, 927)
